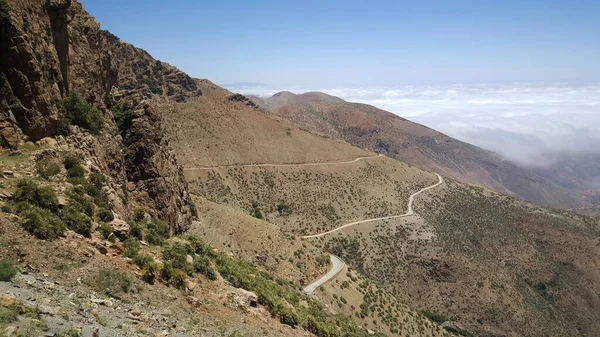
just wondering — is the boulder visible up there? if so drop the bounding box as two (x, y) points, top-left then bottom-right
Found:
(110, 219), (130, 238)
(0, 293), (16, 307)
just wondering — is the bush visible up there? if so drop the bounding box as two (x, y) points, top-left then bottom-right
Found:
(420, 310), (451, 324)
(112, 102), (135, 138)
(146, 220), (169, 245)
(0, 260), (17, 282)
(97, 207), (114, 222)
(19, 205), (66, 240)
(57, 93), (104, 135)
(188, 235), (216, 258)
(133, 254), (153, 268)
(60, 204), (92, 237)
(12, 179), (59, 212)
(162, 244), (189, 270)
(316, 255), (330, 266)
(194, 256), (217, 280)
(88, 172), (106, 188)
(132, 207), (145, 222)
(66, 165), (85, 179)
(128, 221), (143, 240)
(1, 204), (10, 213)
(36, 161), (60, 179)
(66, 190), (95, 217)
(97, 222), (113, 241)
(122, 238), (140, 258)
(63, 154), (82, 170)
(171, 269), (188, 290)
(89, 269), (131, 297)
(142, 260), (160, 284)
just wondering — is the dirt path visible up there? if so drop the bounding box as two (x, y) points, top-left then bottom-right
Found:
(303, 254), (345, 294)
(302, 173), (444, 239)
(182, 154), (384, 171)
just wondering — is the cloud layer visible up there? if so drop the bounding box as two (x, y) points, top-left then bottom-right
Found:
(233, 83), (600, 167)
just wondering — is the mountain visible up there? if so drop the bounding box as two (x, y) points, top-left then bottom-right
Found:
(249, 91), (345, 111)
(1, 1), (600, 337)
(269, 101), (598, 212)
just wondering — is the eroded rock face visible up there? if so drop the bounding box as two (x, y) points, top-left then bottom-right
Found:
(102, 31), (201, 103)
(2, 0), (196, 234)
(124, 104), (196, 233)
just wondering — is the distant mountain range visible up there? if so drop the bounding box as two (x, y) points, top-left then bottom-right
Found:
(253, 91), (600, 213)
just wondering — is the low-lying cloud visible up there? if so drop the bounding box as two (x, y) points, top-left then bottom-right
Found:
(229, 83), (600, 168)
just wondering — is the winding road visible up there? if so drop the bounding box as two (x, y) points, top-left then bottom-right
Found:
(182, 153), (443, 294)
(303, 254), (345, 294)
(301, 173), (444, 294)
(182, 154), (384, 171)
(301, 173), (444, 239)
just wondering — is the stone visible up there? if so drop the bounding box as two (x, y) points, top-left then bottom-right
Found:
(90, 298), (113, 306)
(232, 289), (258, 309)
(110, 219), (130, 238)
(186, 255), (194, 264)
(0, 293), (16, 307)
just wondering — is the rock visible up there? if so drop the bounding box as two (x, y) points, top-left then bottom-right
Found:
(186, 255), (194, 264)
(3, 325), (18, 336)
(0, 293), (16, 307)
(129, 309), (142, 317)
(231, 289), (258, 309)
(37, 137), (58, 147)
(90, 298), (113, 306)
(3, 170), (13, 176)
(110, 219), (130, 238)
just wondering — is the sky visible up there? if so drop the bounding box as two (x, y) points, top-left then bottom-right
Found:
(81, 0), (600, 167)
(81, 0), (600, 87)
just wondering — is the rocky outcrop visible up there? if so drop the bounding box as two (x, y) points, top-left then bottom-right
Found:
(1, 0), (196, 234)
(124, 104), (196, 233)
(102, 31), (201, 103)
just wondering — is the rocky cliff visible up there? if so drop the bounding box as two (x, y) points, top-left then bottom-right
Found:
(0, 0), (195, 232)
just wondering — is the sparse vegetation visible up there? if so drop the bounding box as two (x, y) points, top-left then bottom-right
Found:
(0, 260), (17, 281)
(13, 179), (59, 212)
(89, 269), (132, 297)
(36, 160), (61, 179)
(19, 204), (66, 240)
(57, 93), (104, 135)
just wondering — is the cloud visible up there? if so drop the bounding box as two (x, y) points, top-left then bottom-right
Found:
(229, 82), (600, 168)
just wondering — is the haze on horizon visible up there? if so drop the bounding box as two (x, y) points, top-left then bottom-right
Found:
(81, 0), (600, 167)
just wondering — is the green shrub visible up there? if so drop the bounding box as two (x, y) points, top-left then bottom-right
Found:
(97, 222), (113, 241)
(171, 269), (188, 290)
(63, 154), (82, 170)
(0, 305), (19, 324)
(133, 254), (153, 268)
(128, 221), (143, 240)
(160, 261), (174, 282)
(57, 93), (104, 135)
(66, 165), (85, 178)
(316, 255), (330, 266)
(1, 204), (10, 213)
(112, 102), (135, 138)
(162, 244), (189, 270)
(132, 207), (145, 221)
(88, 172), (106, 188)
(142, 260), (160, 284)
(97, 207), (114, 222)
(12, 179), (59, 212)
(36, 161), (61, 179)
(420, 310), (451, 324)
(194, 256), (217, 280)
(188, 235), (216, 258)
(20, 205), (66, 240)
(146, 220), (169, 245)
(89, 269), (131, 297)
(60, 204), (92, 237)
(122, 238), (140, 258)
(66, 191), (95, 217)
(0, 260), (17, 282)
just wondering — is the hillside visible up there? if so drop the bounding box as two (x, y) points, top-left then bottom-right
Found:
(0, 1), (456, 336)
(272, 101), (598, 212)
(249, 91), (344, 111)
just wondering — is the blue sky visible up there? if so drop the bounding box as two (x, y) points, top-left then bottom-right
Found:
(81, 0), (600, 87)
